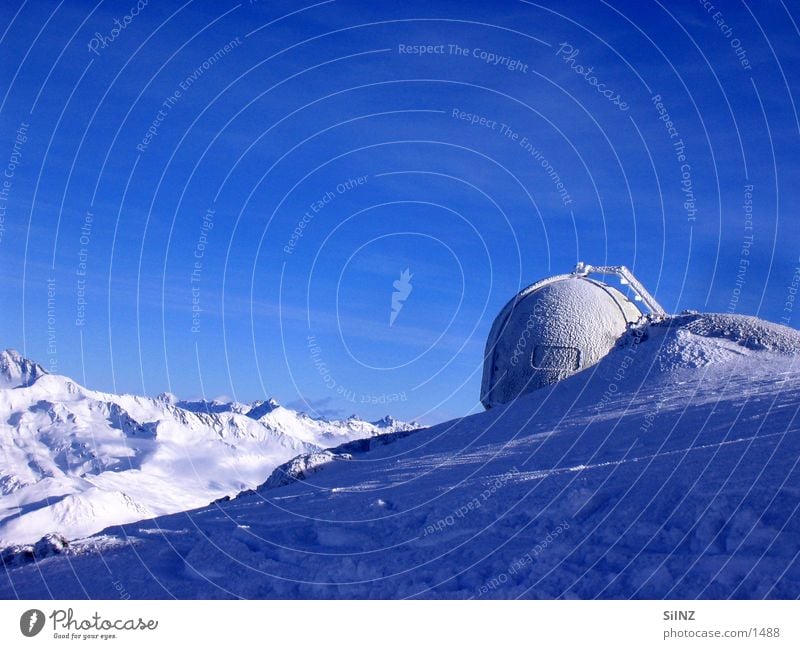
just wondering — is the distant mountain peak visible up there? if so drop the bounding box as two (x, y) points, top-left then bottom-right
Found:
(0, 349), (47, 389)
(246, 398), (281, 420)
(173, 398), (250, 415)
(372, 415), (419, 431)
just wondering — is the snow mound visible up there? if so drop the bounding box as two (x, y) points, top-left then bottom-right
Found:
(616, 313), (800, 375)
(258, 426), (421, 491)
(678, 313), (800, 352)
(260, 451), (352, 490)
(0, 533), (69, 568)
(1, 533), (134, 569)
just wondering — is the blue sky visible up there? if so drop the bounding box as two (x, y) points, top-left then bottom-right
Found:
(0, 0), (798, 423)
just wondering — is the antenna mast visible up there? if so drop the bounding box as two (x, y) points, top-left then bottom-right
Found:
(573, 262), (666, 316)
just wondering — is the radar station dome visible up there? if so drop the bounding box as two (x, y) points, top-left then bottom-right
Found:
(481, 263), (665, 408)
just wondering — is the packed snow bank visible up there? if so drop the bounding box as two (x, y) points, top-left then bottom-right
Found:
(258, 426), (420, 491)
(0, 350), (419, 546)
(620, 313), (800, 372)
(536, 311), (800, 398)
(1, 314), (798, 599)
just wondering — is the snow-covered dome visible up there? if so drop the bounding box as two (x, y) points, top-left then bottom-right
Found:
(481, 270), (647, 408)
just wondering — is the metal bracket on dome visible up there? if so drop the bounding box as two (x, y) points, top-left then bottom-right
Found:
(573, 262), (666, 315)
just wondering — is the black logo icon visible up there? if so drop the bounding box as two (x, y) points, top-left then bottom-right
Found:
(20, 609), (45, 637)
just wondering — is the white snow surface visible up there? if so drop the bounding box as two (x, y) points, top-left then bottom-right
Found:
(1, 313), (799, 599)
(0, 352), (417, 546)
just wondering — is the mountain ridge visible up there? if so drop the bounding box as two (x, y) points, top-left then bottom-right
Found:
(0, 349), (419, 546)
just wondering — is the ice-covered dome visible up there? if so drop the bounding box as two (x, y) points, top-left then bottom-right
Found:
(480, 265), (663, 408)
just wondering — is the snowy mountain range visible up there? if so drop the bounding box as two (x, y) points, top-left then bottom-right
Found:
(0, 349), (418, 546)
(1, 312), (799, 599)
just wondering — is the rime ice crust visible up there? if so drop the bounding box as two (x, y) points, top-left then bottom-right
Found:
(482, 277), (641, 408)
(611, 312), (800, 376)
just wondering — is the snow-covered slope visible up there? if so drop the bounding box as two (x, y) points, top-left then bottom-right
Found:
(0, 352), (417, 546)
(1, 313), (798, 599)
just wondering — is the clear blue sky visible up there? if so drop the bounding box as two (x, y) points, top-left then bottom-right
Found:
(1, 0), (798, 424)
